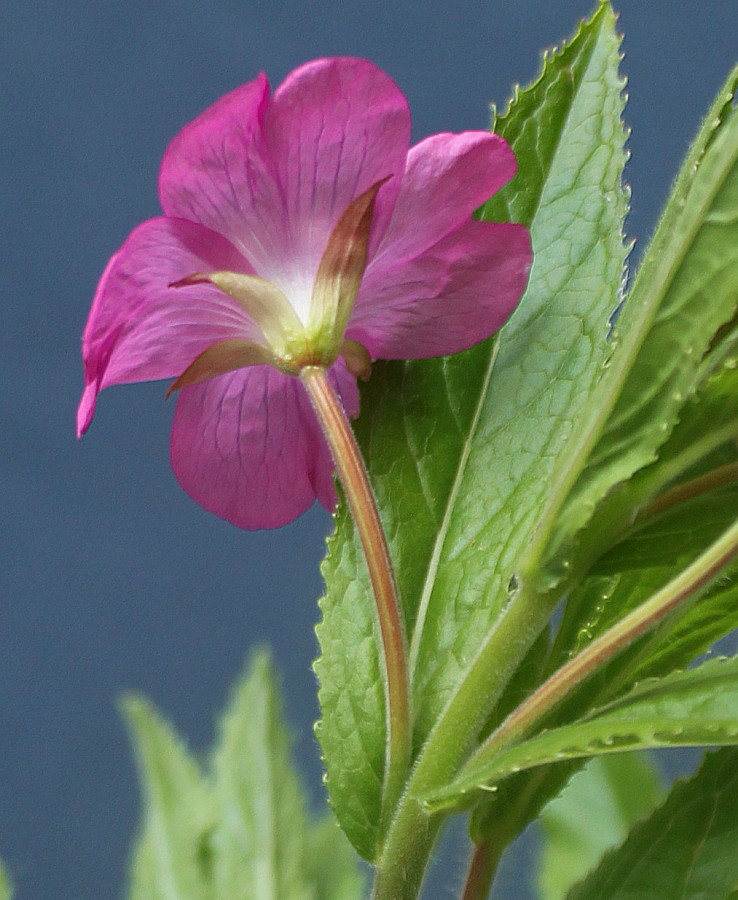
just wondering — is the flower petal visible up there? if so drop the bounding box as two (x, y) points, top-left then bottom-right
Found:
(170, 366), (337, 529)
(348, 220), (532, 360)
(264, 58), (411, 292)
(77, 217), (259, 436)
(370, 131), (517, 270)
(157, 74), (286, 275)
(328, 355), (361, 419)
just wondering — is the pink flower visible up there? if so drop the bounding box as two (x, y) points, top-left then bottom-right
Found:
(78, 58), (531, 529)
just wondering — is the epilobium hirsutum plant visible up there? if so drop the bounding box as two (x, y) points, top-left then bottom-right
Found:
(70, 2), (738, 898)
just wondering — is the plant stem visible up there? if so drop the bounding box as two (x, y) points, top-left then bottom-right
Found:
(372, 584), (558, 899)
(466, 514), (738, 767)
(460, 838), (505, 900)
(635, 460), (738, 523)
(300, 365), (411, 822)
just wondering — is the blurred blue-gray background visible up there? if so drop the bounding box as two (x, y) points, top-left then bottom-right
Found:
(2, 2), (736, 897)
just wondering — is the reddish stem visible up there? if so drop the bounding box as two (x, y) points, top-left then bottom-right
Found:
(300, 365), (411, 821)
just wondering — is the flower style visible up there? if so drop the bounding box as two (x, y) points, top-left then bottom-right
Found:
(78, 58), (532, 529)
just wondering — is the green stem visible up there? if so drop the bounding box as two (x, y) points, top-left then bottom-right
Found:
(300, 366), (411, 824)
(466, 514), (738, 767)
(370, 459), (738, 898)
(372, 584), (558, 899)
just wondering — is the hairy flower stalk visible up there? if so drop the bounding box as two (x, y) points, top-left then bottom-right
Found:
(300, 365), (411, 819)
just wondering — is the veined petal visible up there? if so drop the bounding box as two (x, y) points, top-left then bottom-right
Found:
(370, 131), (517, 270)
(170, 367), (336, 529)
(158, 74), (285, 275)
(328, 355), (361, 419)
(77, 217), (259, 436)
(263, 58), (410, 301)
(348, 220), (532, 360)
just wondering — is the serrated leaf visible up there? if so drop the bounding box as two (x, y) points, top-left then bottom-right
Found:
(565, 356), (738, 593)
(566, 748), (738, 899)
(210, 650), (314, 900)
(305, 818), (366, 900)
(316, 2), (628, 856)
(315, 509), (385, 861)
(549, 494), (738, 687)
(538, 754), (665, 900)
(125, 653), (363, 900)
(0, 861), (11, 900)
(209, 651), (364, 900)
(543, 61), (738, 581)
(123, 696), (214, 900)
(549, 361), (738, 674)
(469, 68), (738, 856)
(645, 361), (738, 486)
(553, 560), (738, 686)
(592, 486), (738, 576)
(411, 0), (627, 741)
(467, 562), (738, 848)
(425, 657), (738, 811)
(634, 569), (738, 679)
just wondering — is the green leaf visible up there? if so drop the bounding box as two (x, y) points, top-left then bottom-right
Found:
(549, 491), (738, 688)
(209, 650), (315, 900)
(411, 0), (627, 740)
(0, 861), (12, 900)
(592, 486), (738, 576)
(123, 696), (214, 900)
(566, 748), (738, 899)
(315, 509), (385, 861)
(542, 61), (738, 582)
(552, 561), (738, 693)
(538, 754), (665, 900)
(125, 652), (364, 900)
(424, 657), (738, 811)
(305, 818), (367, 900)
(640, 361), (738, 491)
(316, 1), (628, 855)
(634, 568), (738, 679)
(546, 357), (738, 693)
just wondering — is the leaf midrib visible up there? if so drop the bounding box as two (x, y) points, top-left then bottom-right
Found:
(407, 14), (605, 688)
(408, 340), (500, 681)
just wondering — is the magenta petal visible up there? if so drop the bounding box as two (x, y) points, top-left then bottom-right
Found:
(372, 132), (517, 269)
(170, 367), (337, 529)
(328, 356), (360, 419)
(77, 217), (258, 436)
(348, 220), (532, 360)
(264, 58), (411, 280)
(158, 74), (285, 274)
